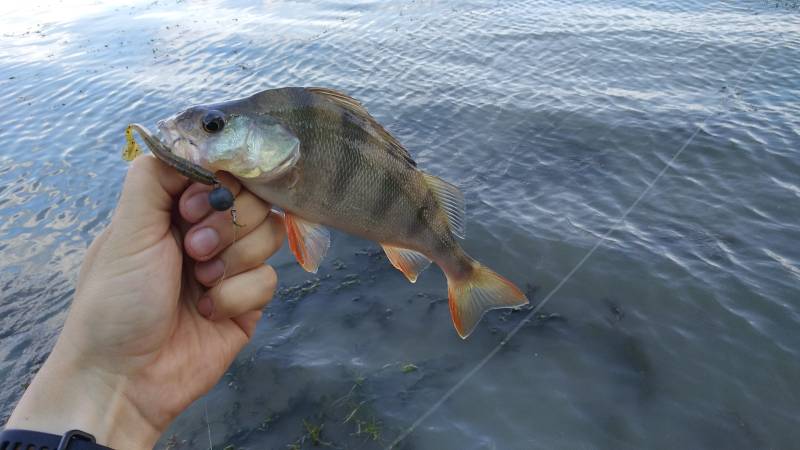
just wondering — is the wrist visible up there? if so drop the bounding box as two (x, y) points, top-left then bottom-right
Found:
(6, 346), (162, 449)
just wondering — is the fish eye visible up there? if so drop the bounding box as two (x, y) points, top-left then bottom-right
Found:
(202, 110), (225, 133)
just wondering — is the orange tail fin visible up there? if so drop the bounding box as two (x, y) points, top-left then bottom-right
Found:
(446, 262), (528, 339)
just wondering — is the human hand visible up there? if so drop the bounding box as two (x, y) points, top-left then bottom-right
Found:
(6, 156), (285, 449)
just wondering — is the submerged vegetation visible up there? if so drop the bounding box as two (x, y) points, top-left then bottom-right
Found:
(279, 373), (388, 449)
(401, 363), (418, 373)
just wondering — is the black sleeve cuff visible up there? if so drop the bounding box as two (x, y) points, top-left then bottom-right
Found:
(0, 429), (114, 450)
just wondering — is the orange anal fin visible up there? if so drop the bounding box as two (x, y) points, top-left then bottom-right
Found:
(381, 244), (431, 283)
(284, 212), (330, 273)
(447, 263), (528, 339)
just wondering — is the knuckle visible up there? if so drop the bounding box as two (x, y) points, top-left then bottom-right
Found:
(213, 291), (240, 316)
(263, 265), (278, 291)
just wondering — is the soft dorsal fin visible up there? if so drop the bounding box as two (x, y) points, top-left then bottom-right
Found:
(422, 173), (466, 239)
(381, 244), (432, 283)
(284, 212), (330, 273)
(306, 87), (417, 167)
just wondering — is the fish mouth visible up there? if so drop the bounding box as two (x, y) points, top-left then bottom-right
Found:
(156, 119), (204, 165)
(135, 124), (168, 153)
(129, 122), (217, 185)
(155, 120), (179, 152)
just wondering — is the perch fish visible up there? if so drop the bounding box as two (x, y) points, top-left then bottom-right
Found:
(155, 87), (528, 338)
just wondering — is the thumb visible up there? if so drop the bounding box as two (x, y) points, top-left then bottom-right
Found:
(111, 155), (190, 249)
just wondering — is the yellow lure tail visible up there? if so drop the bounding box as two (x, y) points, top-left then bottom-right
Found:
(121, 125), (143, 161)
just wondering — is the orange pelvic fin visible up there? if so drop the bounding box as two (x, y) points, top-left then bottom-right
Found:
(381, 244), (432, 283)
(284, 212), (330, 273)
(446, 263), (528, 339)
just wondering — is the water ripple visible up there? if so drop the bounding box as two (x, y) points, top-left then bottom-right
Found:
(1, 0), (799, 448)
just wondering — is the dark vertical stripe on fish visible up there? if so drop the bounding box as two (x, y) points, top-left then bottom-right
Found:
(407, 190), (436, 237)
(287, 102), (325, 209)
(329, 112), (367, 200)
(330, 151), (362, 200)
(370, 171), (402, 219)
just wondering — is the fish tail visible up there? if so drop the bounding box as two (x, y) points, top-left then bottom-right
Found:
(445, 259), (529, 339)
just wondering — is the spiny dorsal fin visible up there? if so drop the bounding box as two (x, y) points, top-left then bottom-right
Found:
(381, 244), (432, 283)
(284, 212), (330, 273)
(422, 172), (466, 239)
(306, 87), (416, 167)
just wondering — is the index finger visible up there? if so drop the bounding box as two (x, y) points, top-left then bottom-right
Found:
(111, 156), (190, 249)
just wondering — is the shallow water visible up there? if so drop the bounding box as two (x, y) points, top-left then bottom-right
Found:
(1, 0), (799, 448)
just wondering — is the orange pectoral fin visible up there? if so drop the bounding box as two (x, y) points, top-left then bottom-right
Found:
(284, 212), (330, 273)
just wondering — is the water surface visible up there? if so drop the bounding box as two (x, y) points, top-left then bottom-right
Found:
(1, 0), (799, 448)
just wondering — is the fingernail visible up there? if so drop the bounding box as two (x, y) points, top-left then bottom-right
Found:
(185, 193), (210, 220)
(189, 228), (219, 257)
(197, 259), (225, 283)
(198, 296), (214, 319)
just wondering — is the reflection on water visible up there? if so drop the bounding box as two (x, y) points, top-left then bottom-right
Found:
(1, 0), (799, 448)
